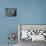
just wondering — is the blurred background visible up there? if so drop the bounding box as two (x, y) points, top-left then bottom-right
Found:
(0, 0), (46, 46)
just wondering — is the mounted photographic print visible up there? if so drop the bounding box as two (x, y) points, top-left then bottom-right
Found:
(5, 8), (17, 17)
(8, 32), (18, 44)
(18, 24), (46, 41)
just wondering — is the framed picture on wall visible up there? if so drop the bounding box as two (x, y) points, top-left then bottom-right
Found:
(5, 8), (17, 17)
(18, 24), (46, 41)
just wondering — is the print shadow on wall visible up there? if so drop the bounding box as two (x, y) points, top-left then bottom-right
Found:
(5, 8), (17, 17)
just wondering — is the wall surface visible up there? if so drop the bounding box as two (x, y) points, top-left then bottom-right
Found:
(0, 0), (46, 45)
